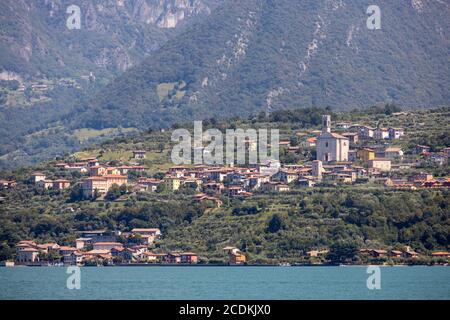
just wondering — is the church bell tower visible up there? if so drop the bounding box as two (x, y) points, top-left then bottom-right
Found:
(322, 115), (331, 133)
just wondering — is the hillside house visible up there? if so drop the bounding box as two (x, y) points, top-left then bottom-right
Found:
(52, 179), (71, 190)
(374, 128), (389, 140)
(368, 158), (391, 172)
(163, 176), (181, 191)
(30, 172), (46, 183)
(342, 132), (359, 144)
(357, 148), (375, 162)
(301, 137), (317, 148)
(132, 150), (146, 159)
(385, 147), (404, 160)
(131, 228), (161, 245)
(82, 175), (128, 198)
(389, 127), (404, 140)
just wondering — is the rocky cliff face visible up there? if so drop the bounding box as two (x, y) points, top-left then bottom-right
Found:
(133, 0), (211, 28)
(0, 0), (215, 77)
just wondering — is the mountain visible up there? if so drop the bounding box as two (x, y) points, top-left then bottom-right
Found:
(0, 0), (449, 169)
(0, 0), (217, 169)
(0, 0), (216, 79)
(80, 0), (450, 130)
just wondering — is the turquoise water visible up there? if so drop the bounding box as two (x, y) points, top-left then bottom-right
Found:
(0, 266), (449, 300)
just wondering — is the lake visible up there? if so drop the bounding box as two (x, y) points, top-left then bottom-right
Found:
(0, 266), (449, 300)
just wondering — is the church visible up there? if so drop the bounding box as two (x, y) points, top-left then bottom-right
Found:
(316, 115), (349, 162)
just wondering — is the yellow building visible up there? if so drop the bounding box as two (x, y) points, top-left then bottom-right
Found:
(82, 174), (128, 198)
(223, 246), (246, 265)
(357, 148), (375, 162)
(164, 176), (181, 191)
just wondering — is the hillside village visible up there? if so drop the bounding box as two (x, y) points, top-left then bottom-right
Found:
(13, 114), (450, 199)
(0, 108), (449, 266)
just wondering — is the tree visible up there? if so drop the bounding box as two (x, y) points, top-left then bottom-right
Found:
(0, 241), (14, 261)
(267, 214), (284, 233)
(119, 184), (128, 195)
(69, 183), (83, 201)
(327, 241), (359, 264)
(105, 184), (121, 201)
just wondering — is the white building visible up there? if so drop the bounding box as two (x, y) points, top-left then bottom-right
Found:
(316, 115), (349, 162)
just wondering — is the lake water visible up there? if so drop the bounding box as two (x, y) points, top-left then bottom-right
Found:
(0, 266), (449, 300)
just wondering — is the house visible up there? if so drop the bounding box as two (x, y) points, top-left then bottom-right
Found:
(414, 145), (430, 154)
(389, 250), (403, 258)
(258, 159), (281, 177)
(389, 127), (404, 140)
(138, 251), (162, 263)
(131, 228), (161, 245)
(306, 249), (329, 258)
(301, 137), (317, 148)
(89, 165), (106, 176)
(81, 175), (128, 198)
(30, 172), (46, 184)
(0, 180), (17, 189)
(92, 242), (123, 251)
(163, 176), (181, 191)
(297, 178), (316, 188)
(64, 252), (83, 266)
(409, 172), (433, 182)
(369, 249), (387, 257)
(193, 193), (223, 207)
(132, 150), (147, 159)
(165, 253), (181, 264)
(40, 243), (60, 253)
(138, 178), (163, 192)
(274, 184), (290, 192)
(385, 147), (404, 160)
(403, 250), (419, 258)
(75, 238), (92, 250)
(37, 180), (54, 189)
(357, 148), (375, 162)
(261, 181), (287, 192)
(276, 170), (298, 184)
(431, 251), (450, 258)
(316, 115), (349, 162)
(105, 168), (121, 175)
(15, 247), (40, 265)
(59, 246), (78, 255)
(223, 247), (246, 265)
(118, 165), (147, 175)
(203, 182), (225, 194)
(180, 252), (198, 264)
(368, 158), (391, 172)
(342, 132), (359, 144)
(351, 125), (374, 139)
(336, 122), (352, 129)
(374, 128), (389, 140)
(52, 179), (71, 190)
(75, 230), (115, 243)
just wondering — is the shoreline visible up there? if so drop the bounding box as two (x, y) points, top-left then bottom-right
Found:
(1, 263), (448, 268)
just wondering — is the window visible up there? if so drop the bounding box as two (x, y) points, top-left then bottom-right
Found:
(325, 142), (329, 148)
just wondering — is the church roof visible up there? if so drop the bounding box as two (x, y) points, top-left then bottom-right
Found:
(319, 132), (349, 140)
